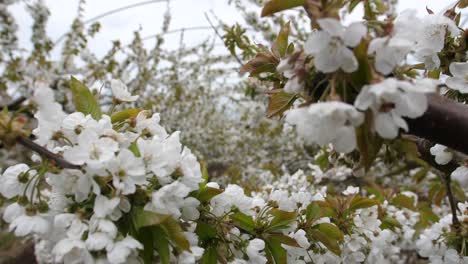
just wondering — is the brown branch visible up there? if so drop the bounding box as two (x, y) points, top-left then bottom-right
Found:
(444, 173), (461, 229)
(406, 136), (460, 175)
(17, 136), (81, 170)
(0, 96), (27, 111)
(407, 94), (468, 155)
(405, 135), (461, 228)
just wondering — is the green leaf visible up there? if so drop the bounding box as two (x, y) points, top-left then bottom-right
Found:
(458, 0), (468, 8)
(266, 208), (297, 231)
(265, 234), (299, 263)
(202, 245), (218, 264)
(267, 91), (297, 118)
(351, 41), (372, 87)
(380, 216), (402, 231)
(287, 43), (295, 55)
(348, 0), (362, 12)
(452, 181), (466, 202)
(111, 108), (143, 123)
(161, 218), (191, 252)
(390, 194), (416, 210)
(306, 202), (321, 221)
(138, 227), (154, 264)
(231, 212), (256, 234)
(129, 141), (141, 157)
(348, 196), (379, 212)
(240, 53), (278, 77)
(428, 68), (440, 79)
(197, 187), (223, 203)
(267, 233), (300, 247)
(70, 76), (102, 119)
(195, 221), (218, 241)
(152, 226), (170, 264)
(355, 111), (383, 171)
(413, 168), (428, 183)
(261, 0), (306, 17)
(314, 223), (344, 241)
(132, 207), (171, 230)
(309, 229), (341, 256)
(272, 22), (290, 58)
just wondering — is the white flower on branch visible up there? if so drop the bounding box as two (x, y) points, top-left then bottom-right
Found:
(0, 163), (34, 199)
(429, 144), (453, 165)
(286, 102), (364, 153)
(414, 14), (459, 70)
(106, 235), (143, 264)
(305, 18), (366, 73)
(343, 186), (360, 195)
(446, 61), (468, 93)
(246, 239), (267, 264)
(110, 79), (139, 102)
(354, 78), (436, 139)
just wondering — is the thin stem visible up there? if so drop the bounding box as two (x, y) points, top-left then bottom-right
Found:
(444, 174), (461, 229)
(204, 13), (243, 66)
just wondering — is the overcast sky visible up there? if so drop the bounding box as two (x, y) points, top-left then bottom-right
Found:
(9, 0), (462, 58)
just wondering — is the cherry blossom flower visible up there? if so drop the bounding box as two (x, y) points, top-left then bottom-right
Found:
(305, 18), (366, 73)
(108, 149), (146, 195)
(63, 129), (119, 171)
(414, 14), (459, 70)
(106, 236), (143, 264)
(446, 61), (468, 93)
(94, 195), (121, 218)
(451, 166), (468, 188)
(0, 163), (34, 199)
(210, 184), (253, 216)
(286, 102), (364, 153)
(343, 186), (360, 195)
(368, 37), (413, 75)
(246, 239), (267, 264)
(430, 144), (453, 165)
(146, 181), (199, 219)
(9, 214), (50, 236)
(32, 82), (66, 145)
(354, 78), (436, 139)
(110, 79), (139, 102)
(52, 238), (93, 263)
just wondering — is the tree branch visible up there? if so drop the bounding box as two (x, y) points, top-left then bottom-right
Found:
(17, 137), (81, 170)
(407, 94), (468, 155)
(0, 96), (27, 111)
(444, 173), (461, 229)
(404, 135), (461, 228)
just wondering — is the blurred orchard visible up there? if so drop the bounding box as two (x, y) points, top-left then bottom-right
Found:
(1, 0), (468, 263)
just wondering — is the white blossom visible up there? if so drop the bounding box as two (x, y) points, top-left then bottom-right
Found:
(210, 184), (253, 216)
(106, 236), (143, 264)
(286, 102), (364, 153)
(354, 78), (436, 139)
(446, 62), (468, 93)
(305, 18), (366, 73)
(451, 166), (468, 188)
(110, 79), (139, 102)
(342, 186), (359, 195)
(0, 163), (33, 199)
(430, 144), (453, 165)
(246, 239), (267, 264)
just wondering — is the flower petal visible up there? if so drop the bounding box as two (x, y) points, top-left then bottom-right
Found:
(344, 22), (366, 47)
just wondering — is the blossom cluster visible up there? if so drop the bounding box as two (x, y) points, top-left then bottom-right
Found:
(2, 82), (206, 263)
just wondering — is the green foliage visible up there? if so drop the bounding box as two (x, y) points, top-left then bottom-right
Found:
(70, 76), (102, 119)
(261, 0), (306, 17)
